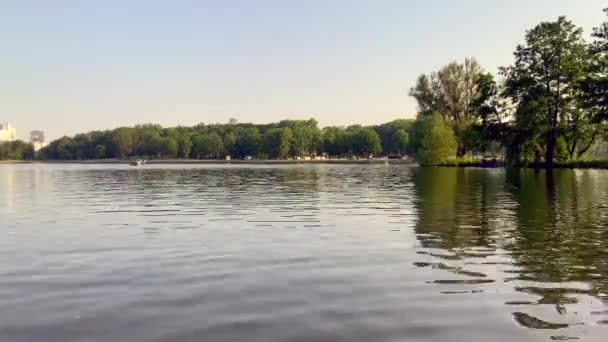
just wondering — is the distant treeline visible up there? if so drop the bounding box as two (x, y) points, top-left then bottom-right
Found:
(6, 9), (608, 166)
(35, 119), (413, 160)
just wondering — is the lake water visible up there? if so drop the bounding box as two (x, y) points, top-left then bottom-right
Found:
(1, 164), (607, 342)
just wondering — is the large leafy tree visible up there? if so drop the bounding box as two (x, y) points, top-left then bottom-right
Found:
(112, 127), (134, 158)
(582, 8), (608, 122)
(393, 129), (409, 155)
(322, 126), (352, 157)
(281, 119), (321, 157)
(501, 16), (591, 167)
(351, 127), (382, 157)
(410, 58), (483, 156)
(415, 114), (457, 165)
(577, 8), (608, 157)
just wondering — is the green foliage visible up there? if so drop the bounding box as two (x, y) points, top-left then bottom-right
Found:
(555, 136), (569, 162)
(235, 127), (261, 158)
(192, 132), (224, 159)
(321, 127), (353, 157)
(461, 125), (484, 153)
(95, 145), (107, 159)
(373, 119), (415, 155)
(351, 128), (382, 157)
(161, 137), (179, 158)
(283, 120), (320, 157)
(30, 9), (608, 166)
(262, 127), (293, 159)
(394, 129), (409, 155)
(415, 114), (457, 165)
(501, 16), (592, 166)
(581, 9), (608, 123)
(0, 141), (35, 160)
(112, 128), (133, 158)
(410, 58), (484, 156)
(177, 135), (193, 159)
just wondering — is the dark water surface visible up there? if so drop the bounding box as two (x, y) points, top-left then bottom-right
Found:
(1, 164), (607, 341)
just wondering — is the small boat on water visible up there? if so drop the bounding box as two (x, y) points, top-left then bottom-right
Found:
(130, 159), (146, 166)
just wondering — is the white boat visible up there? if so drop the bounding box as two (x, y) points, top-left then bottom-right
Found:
(130, 159), (145, 166)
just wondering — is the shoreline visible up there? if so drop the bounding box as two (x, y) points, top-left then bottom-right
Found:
(436, 160), (608, 170)
(3, 159), (608, 169)
(1, 159), (415, 165)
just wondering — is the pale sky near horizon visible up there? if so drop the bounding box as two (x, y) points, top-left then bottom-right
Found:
(1, 0), (606, 140)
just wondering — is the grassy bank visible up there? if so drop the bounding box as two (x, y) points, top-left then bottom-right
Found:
(436, 158), (503, 168)
(434, 158), (608, 170)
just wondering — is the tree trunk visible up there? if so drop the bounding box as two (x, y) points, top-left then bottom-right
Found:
(457, 143), (467, 158)
(545, 129), (556, 168)
(568, 140), (577, 160)
(577, 130), (599, 158)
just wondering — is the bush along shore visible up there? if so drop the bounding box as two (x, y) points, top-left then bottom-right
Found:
(3, 9), (608, 168)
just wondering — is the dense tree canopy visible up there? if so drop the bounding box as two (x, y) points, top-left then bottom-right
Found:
(408, 11), (608, 166)
(410, 58), (484, 156)
(415, 114), (457, 165)
(501, 16), (594, 167)
(37, 119), (409, 161)
(0, 141), (35, 160)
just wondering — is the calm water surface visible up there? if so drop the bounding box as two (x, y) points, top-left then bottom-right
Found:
(1, 164), (607, 341)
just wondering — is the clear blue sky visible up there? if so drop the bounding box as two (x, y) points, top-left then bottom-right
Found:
(1, 0), (606, 140)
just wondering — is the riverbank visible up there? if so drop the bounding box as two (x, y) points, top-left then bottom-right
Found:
(0, 160), (32, 164)
(4, 159), (608, 169)
(1, 159), (415, 165)
(436, 159), (608, 169)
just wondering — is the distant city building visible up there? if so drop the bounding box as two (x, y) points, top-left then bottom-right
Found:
(30, 130), (47, 151)
(0, 123), (17, 142)
(30, 130), (45, 143)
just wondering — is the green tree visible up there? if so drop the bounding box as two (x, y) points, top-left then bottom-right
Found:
(374, 119), (415, 154)
(582, 8), (608, 124)
(322, 127), (354, 157)
(410, 58), (483, 156)
(112, 127), (134, 158)
(416, 114), (457, 165)
(140, 131), (164, 157)
(235, 127), (261, 158)
(95, 145), (107, 159)
(192, 133), (225, 159)
(161, 137), (178, 158)
(223, 131), (237, 157)
(351, 128), (382, 158)
(0, 141), (35, 160)
(501, 16), (591, 167)
(177, 135), (193, 159)
(394, 129), (410, 155)
(262, 127), (293, 159)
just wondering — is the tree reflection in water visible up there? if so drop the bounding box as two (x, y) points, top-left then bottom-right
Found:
(413, 167), (608, 334)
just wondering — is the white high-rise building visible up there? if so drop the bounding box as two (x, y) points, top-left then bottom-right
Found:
(0, 123), (17, 142)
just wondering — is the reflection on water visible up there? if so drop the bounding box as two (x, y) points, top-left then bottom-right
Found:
(413, 167), (608, 339)
(0, 164), (607, 341)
